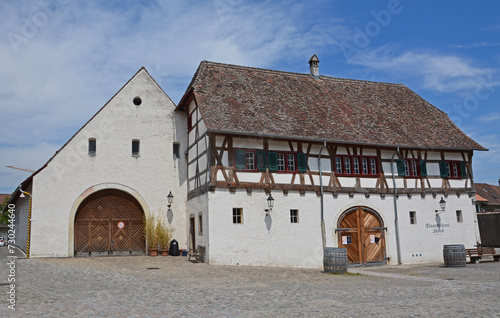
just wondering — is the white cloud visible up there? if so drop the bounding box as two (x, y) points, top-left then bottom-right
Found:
(349, 47), (499, 94)
(0, 0), (352, 191)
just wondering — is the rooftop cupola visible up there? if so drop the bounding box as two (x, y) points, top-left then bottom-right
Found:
(308, 54), (320, 79)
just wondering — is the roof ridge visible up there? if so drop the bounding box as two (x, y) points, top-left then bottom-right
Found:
(200, 60), (405, 87)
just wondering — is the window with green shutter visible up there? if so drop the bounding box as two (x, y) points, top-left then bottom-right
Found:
(460, 162), (468, 179)
(235, 150), (246, 170)
(257, 151), (267, 171)
(268, 152), (278, 172)
(396, 159), (406, 177)
(419, 160), (427, 177)
(439, 161), (448, 178)
(298, 153), (307, 173)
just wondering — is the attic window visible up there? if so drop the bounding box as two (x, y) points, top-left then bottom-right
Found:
(132, 140), (140, 156)
(133, 96), (142, 106)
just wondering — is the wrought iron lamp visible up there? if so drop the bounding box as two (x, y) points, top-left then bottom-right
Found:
(436, 197), (446, 214)
(167, 191), (174, 209)
(265, 194), (274, 215)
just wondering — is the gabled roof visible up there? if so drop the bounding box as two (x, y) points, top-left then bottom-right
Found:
(475, 183), (500, 206)
(178, 61), (486, 151)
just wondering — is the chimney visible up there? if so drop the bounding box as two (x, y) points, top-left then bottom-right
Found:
(498, 178), (500, 186)
(308, 54), (319, 79)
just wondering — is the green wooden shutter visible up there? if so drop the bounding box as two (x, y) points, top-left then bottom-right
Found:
(298, 153), (307, 173)
(235, 150), (246, 170)
(439, 161), (448, 178)
(268, 152), (278, 172)
(396, 159), (406, 177)
(460, 162), (468, 179)
(257, 151), (267, 171)
(419, 160), (427, 177)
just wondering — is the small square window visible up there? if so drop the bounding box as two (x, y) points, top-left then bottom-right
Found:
(290, 209), (299, 223)
(456, 210), (463, 223)
(88, 138), (96, 156)
(233, 208), (242, 224)
(409, 211), (417, 224)
(132, 140), (140, 156)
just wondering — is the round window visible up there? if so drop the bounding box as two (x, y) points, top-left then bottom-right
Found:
(133, 96), (142, 106)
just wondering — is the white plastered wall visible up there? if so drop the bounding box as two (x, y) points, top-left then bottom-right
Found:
(29, 69), (187, 257)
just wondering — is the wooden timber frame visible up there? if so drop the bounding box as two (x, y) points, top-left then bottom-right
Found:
(186, 132), (475, 199)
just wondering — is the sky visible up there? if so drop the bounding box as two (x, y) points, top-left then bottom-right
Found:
(1, 0), (499, 193)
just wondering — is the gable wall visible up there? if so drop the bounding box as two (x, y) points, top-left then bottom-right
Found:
(29, 70), (188, 257)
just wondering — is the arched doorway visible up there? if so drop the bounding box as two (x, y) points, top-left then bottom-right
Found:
(74, 190), (146, 256)
(337, 206), (386, 265)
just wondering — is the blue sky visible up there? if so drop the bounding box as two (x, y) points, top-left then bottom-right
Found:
(1, 0), (499, 193)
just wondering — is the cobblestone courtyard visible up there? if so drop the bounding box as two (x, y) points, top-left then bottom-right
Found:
(1, 249), (500, 317)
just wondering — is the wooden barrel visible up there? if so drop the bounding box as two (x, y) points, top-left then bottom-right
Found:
(323, 247), (347, 274)
(443, 244), (466, 267)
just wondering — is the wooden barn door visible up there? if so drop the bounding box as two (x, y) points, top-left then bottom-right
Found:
(337, 207), (386, 265)
(74, 190), (145, 256)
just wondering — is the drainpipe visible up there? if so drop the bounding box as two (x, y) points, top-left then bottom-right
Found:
(319, 141), (327, 250)
(390, 147), (402, 265)
(19, 185), (32, 258)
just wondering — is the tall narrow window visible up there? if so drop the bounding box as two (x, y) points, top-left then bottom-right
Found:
(353, 157), (360, 174)
(456, 210), (463, 223)
(277, 153), (286, 171)
(287, 154), (296, 172)
(344, 157), (351, 174)
(246, 152), (255, 170)
(88, 138), (96, 156)
(290, 209), (299, 223)
(335, 157), (342, 174)
(173, 142), (180, 158)
(198, 213), (203, 235)
(370, 158), (377, 175)
(409, 211), (417, 225)
(232, 208), (243, 224)
(362, 158), (368, 174)
(132, 140), (140, 156)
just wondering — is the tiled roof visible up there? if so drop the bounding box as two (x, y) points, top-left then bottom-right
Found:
(475, 183), (500, 206)
(179, 61), (486, 150)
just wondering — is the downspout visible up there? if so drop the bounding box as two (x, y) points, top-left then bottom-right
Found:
(390, 147), (402, 265)
(319, 141), (327, 250)
(19, 186), (32, 258)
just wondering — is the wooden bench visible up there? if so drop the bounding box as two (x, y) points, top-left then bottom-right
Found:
(188, 245), (205, 262)
(465, 247), (500, 263)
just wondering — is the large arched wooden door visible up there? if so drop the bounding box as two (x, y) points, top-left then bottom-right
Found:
(337, 207), (386, 265)
(74, 190), (145, 256)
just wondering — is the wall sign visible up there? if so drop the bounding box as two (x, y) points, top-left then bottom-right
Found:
(370, 235), (375, 243)
(117, 221), (125, 229)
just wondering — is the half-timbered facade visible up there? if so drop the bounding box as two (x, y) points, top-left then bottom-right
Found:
(177, 59), (485, 268)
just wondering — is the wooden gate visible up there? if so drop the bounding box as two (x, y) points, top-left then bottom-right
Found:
(337, 206), (386, 264)
(74, 190), (145, 256)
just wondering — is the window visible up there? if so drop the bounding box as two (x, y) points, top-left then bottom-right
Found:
(409, 211), (417, 224)
(198, 213), (203, 235)
(132, 140), (140, 156)
(456, 210), (463, 223)
(232, 208), (243, 224)
(439, 161), (467, 179)
(88, 138), (96, 156)
(397, 159), (427, 178)
(290, 209), (299, 223)
(277, 153), (286, 171)
(334, 155), (379, 176)
(235, 150), (255, 170)
(236, 149), (300, 173)
(133, 96), (142, 106)
(173, 143), (180, 158)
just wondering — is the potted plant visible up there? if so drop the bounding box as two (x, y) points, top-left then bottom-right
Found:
(158, 220), (172, 256)
(144, 214), (159, 256)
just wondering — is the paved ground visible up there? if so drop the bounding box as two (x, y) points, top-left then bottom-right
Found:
(1, 246), (499, 317)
